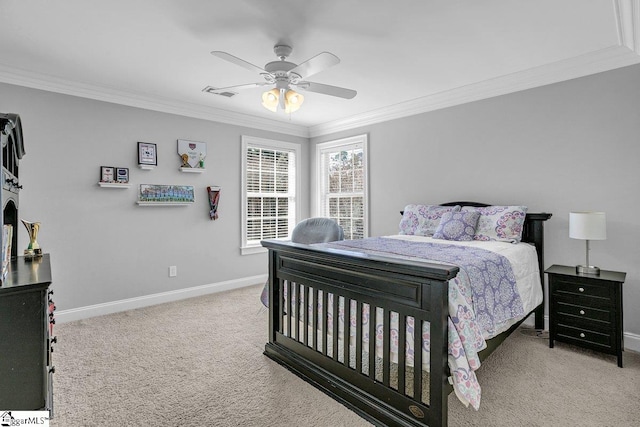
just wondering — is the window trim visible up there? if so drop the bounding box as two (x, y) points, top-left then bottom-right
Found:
(315, 134), (369, 238)
(241, 135), (301, 255)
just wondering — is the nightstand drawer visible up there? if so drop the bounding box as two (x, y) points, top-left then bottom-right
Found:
(555, 313), (611, 333)
(555, 324), (612, 349)
(555, 301), (611, 324)
(552, 278), (611, 300)
(552, 290), (612, 311)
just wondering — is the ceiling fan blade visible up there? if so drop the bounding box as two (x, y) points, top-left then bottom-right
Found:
(294, 81), (357, 99)
(289, 52), (339, 80)
(203, 82), (270, 93)
(211, 51), (267, 75)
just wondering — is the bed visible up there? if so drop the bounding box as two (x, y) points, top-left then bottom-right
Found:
(261, 202), (551, 427)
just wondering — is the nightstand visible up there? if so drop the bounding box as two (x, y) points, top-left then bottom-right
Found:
(545, 264), (626, 367)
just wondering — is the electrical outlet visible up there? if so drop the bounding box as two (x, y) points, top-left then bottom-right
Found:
(169, 266), (177, 277)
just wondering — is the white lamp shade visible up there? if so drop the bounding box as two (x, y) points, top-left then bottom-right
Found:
(569, 211), (607, 240)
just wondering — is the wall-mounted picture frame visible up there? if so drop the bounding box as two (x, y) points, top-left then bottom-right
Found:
(100, 166), (115, 182)
(116, 167), (129, 183)
(138, 184), (195, 204)
(138, 142), (157, 166)
(177, 139), (206, 169)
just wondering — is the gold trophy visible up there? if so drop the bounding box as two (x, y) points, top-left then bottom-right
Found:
(21, 219), (42, 258)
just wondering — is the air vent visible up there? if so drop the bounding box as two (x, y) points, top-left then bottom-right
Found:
(202, 86), (238, 98)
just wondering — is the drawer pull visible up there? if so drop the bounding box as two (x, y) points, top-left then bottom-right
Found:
(579, 310), (585, 315)
(578, 287), (585, 293)
(580, 333), (586, 338)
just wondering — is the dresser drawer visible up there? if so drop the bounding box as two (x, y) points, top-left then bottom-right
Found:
(551, 277), (611, 300)
(554, 300), (611, 324)
(555, 324), (613, 350)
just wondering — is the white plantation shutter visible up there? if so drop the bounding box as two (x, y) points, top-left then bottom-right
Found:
(317, 135), (368, 239)
(242, 136), (300, 254)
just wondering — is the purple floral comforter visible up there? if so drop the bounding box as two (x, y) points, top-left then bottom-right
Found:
(318, 237), (526, 410)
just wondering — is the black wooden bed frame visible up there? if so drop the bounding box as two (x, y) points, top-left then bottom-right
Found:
(262, 202), (551, 427)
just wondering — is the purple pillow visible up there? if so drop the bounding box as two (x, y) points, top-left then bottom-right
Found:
(461, 205), (528, 243)
(432, 210), (480, 241)
(399, 204), (461, 236)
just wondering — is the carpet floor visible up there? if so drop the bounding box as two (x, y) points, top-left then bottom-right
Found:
(50, 284), (640, 426)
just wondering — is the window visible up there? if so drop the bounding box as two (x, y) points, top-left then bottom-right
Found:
(241, 136), (300, 254)
(316, 134), (368, 239)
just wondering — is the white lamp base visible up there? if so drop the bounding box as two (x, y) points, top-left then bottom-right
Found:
(576, 265), (600, 275)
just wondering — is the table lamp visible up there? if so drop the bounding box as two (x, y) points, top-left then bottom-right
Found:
(569, 211), (606, 275)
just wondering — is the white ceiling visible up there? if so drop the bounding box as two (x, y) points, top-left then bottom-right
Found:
(0, 0), (638, 137)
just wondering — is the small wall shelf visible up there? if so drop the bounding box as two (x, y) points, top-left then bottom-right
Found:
(180, 167), (205, 173)
(136, 201), (193, 207)
(138, 165), (156, 170)
(98, 182), (131, 188)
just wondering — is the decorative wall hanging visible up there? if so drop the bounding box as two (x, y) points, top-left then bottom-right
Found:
(138, 142), (157, 169)
(207, 186), (221, 220)
(137, 184), (195, 206)
(177, 139), (206, 173)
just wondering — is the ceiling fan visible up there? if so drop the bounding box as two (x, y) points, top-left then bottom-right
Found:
(204, 44), (357, 113)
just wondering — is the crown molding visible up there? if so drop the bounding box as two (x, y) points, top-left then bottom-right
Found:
(2, 44), (638, 141)
(309, 45), (640, 137)
(0, 65), (310, 138)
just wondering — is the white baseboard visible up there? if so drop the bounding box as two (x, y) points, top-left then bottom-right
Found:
(55, 281), (640, 354)
(522, 314), (640, 353)
(55, 274), (267, 324)
(624, 332), (640, 353)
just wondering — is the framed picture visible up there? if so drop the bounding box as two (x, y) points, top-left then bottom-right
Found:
(138, 142), (157, 166)
(100, 166), (115, 182)
(116, 167), (129, 183)
(138, 184), (195, 203)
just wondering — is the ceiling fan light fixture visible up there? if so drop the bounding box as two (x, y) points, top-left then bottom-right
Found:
(261, 89), (279, 112)
(262, 88), (304, 113)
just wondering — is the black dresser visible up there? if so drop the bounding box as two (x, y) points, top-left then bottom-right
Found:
(546, 264), (625, 367)
(0, 254), (54, 413)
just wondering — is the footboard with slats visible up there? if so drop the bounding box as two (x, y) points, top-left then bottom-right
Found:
(262, 207), (551, 427)
(262, 240), (459, 427)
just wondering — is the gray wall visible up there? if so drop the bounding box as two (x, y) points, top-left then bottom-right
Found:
(0, 83), (308, 311)
(2, 63), (638, 340)
(312, 64), (640, 338)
